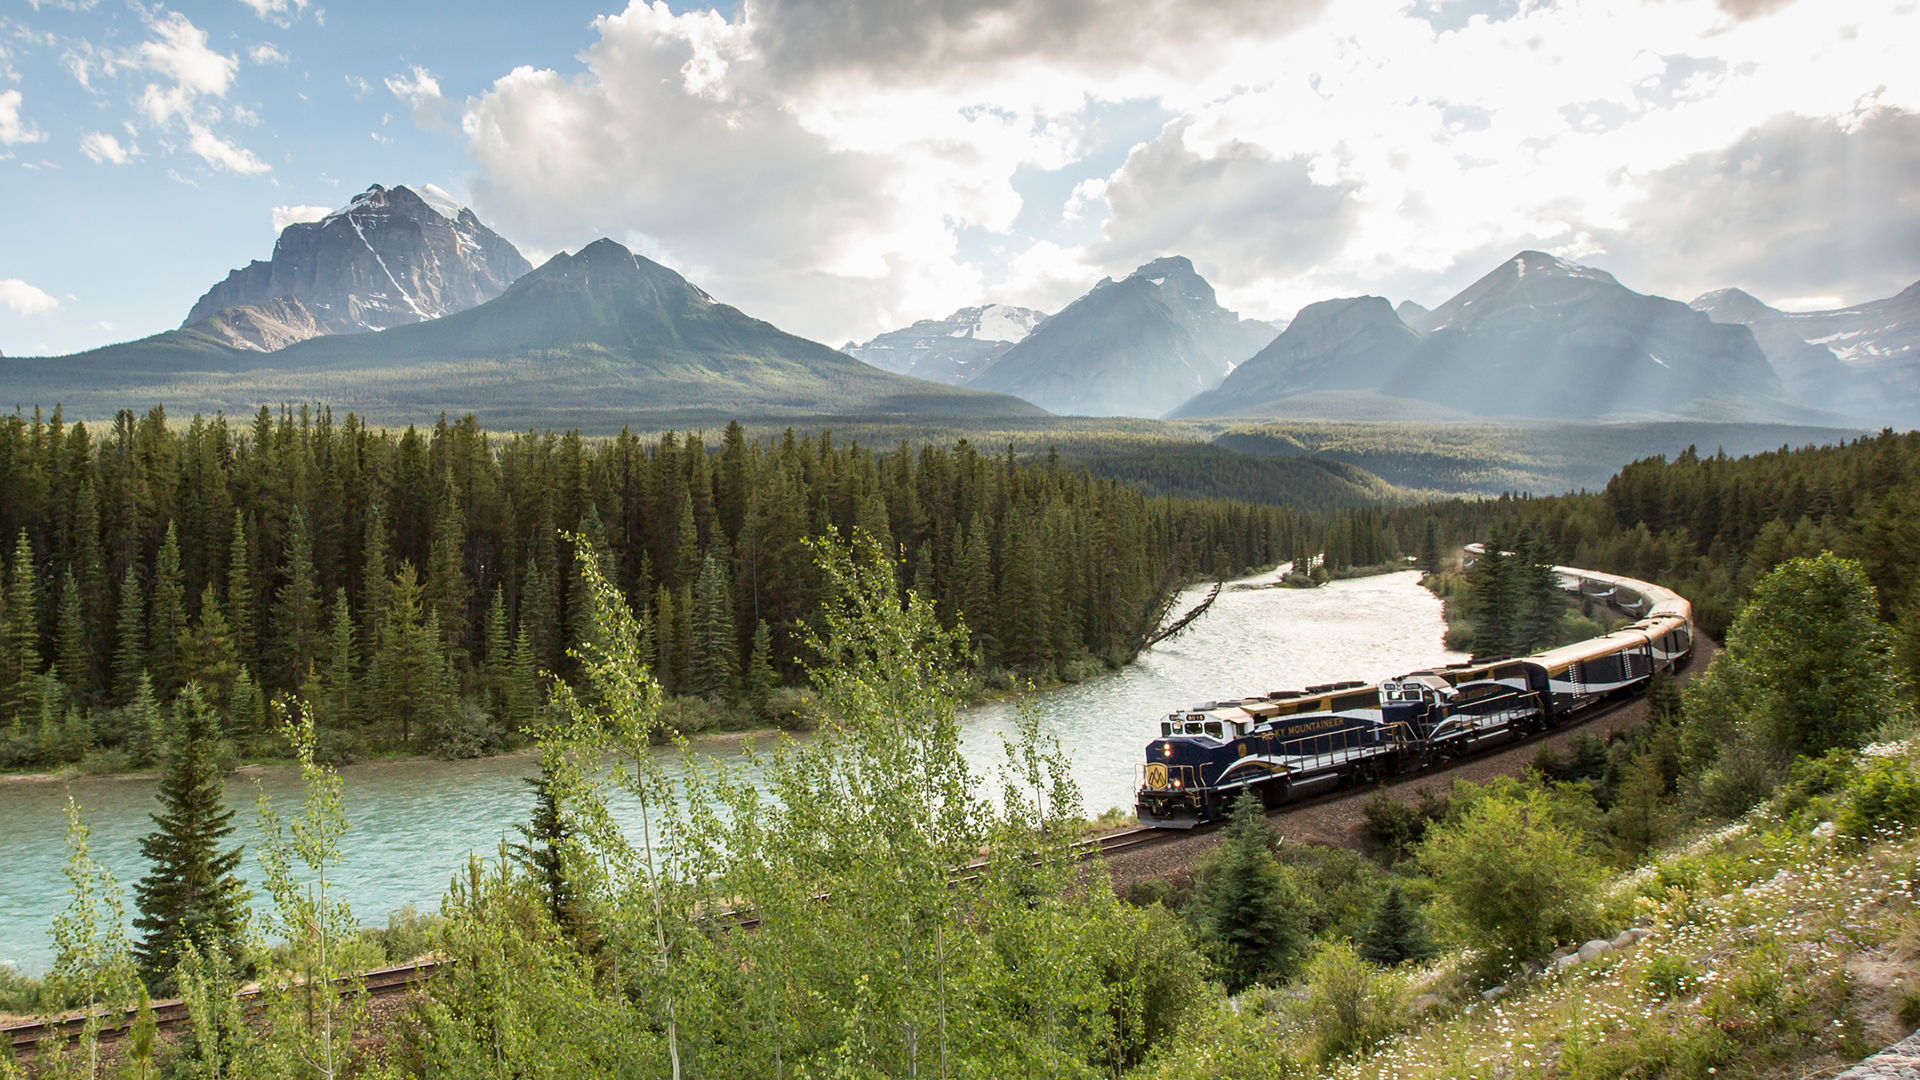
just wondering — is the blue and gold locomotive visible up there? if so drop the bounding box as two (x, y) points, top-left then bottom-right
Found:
(1135, 562), (1693, 828)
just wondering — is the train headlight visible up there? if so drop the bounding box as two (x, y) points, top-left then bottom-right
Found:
(1161, 743), (1173, 758)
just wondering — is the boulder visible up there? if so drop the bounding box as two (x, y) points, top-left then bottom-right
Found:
(1577, 939), (1613, 962)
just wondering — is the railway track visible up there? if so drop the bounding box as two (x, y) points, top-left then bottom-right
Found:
(2, 960), (440, 1055)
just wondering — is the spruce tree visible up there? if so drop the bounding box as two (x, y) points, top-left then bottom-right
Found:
(426, 476), (471, 669)
(1357, 884), (1435, 966)
(744, 618), (777, 713)
(1189, 791), (1309, 992)
(273, 509), (322, 688)
(510, 759), (577, 934)
(226, 511), (256, 678)
(322, 587), (357, 729)
(1418, 517), (1442, 577)
(377, 563), (441, 745)
(56, 568), (88, 703)
(507, 624), (540, 732)
(3, 532), (34, 725)
(150, 524), (185, 697)
(178, 584), (238, 707)
(114, 566), (146, 706)
(360, 501), (391, 647)
(690, 544), (738, 702)
(483, 586), (509, 720)
(132, 686), (249, 985)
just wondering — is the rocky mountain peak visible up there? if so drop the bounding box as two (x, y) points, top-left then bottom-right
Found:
(183, 183), (533, 341)
(843, 304), (1048, 384)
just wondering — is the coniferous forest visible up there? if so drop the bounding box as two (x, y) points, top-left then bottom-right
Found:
(0, 404), (1304, 771)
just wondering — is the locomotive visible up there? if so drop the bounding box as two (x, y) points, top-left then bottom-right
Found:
(1134, 561), (1693, 828)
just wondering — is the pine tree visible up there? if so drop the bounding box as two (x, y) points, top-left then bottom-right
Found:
(426, 475), (471, 670)
(4, 530), (45, 726)
(230, 666), (264, 741)
(483, 586), (510, 721)
(226, 511), (256, 678)
(273, 508), (322, 688)
(1190, 791), (1309, 992)
(655, 584), (678, 696)
(962, 513), (997, 666)
(322, 587), (357, 729)
(744, 618), (777, 712)
(1418, 517), (1442, 577)
(128, 673), (164, 767)
(1356, 884), (1435, 966)
(507, 624), (540, 732)
(360, 501), (391, 647)
(690, 544), (738, 702)
(132, 685), (249, 984)
(56, 568), (89, 702)
(114, 566), (146, 706)
(150, 524), (186, 697)
(377, 563), (442, 745)
(510, 759), (577, 934)
(178, 584), (238, 707)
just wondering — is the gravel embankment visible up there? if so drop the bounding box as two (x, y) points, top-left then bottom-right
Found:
(1104, 636), (1722, 892)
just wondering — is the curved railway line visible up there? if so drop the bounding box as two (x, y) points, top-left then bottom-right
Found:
(2, 672), (1670, 1055)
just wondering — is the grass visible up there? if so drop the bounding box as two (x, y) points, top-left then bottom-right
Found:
(1152, 741), (1920, 1080)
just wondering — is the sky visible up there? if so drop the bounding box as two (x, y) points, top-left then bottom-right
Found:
(1, 0), (1917, 357)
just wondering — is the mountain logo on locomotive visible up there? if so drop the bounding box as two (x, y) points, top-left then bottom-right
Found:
(1133, 560), (1695, 829)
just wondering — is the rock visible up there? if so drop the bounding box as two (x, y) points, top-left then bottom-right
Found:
(1611, 931), (1637, 950)
(1480, 985), (1508, 1002)
(184, 184), (532, 336)
(1577, 939), (1613, 962)
(1409, 994), (1446, 1016)
(1549, 946), (1574, 961)
(1554, 953), (1582, 971)
(1813, 820), (1837, 839)
(1519, 961), (1543, 980)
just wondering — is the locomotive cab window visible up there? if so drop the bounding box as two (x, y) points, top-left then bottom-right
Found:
(1204, 721), (1224, 740)
(1160, 721), (1174, 737)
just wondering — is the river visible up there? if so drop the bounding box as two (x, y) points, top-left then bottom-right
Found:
(0, 567), (1461, 974)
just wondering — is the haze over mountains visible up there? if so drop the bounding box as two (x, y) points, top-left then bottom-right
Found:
(963, 257), (1279, 417)
(1, 181), (1913, 434)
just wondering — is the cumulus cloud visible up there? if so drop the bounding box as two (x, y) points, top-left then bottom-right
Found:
(0, 279), (59, 315)
(386, 65), (452, 130)
(79, 130), (135, 163)
(187, 122), (269, 173)
(236, 0), (309, 26)
(455, 0), (1920, 341)
(250, 43), (288, 65)
(135, 11), (240, 125)
(272, 204), (332, 231)
(1595, 110), (1920, 306)
(0, 89), (47, 145)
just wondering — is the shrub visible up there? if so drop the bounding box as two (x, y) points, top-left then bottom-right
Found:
(1294, 943), (1406, 1062)
(1837, 754), (1920, 841)
(1188, 793), (1311, 992)
(1419, 787), (1606, 969)
(1644, 954), (1697, 1000)
(764, 687), (819, 732)
(427, 700), (503, 759)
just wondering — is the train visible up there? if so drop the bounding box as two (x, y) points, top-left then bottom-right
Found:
(1134, 557), (1694, 828)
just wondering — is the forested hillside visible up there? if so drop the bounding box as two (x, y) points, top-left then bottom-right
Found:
(0, 405), (1303, 771)
(1395, 428), (1920, 660)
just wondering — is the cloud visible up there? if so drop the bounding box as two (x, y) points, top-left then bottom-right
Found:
(272, 204), (331, 231)
(187, 122), (269, 173)
(135, 11), (240, 125)
(0, 279), (59, 315)
(1595, 109), (1920, 306)
(236, 0), (310, 26)
(0, 89), (47, 145)
(250, 43), (288, 65)
(455, 0), (1920, 342)
(1089, 122), (1360, 287)
(386, 65), (452, 130)
(79, 130), (135, 163)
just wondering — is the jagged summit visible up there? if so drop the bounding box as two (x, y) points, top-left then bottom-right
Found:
(183, 183), (532, 338)
(844, 304), (1048, 384)
(1168, 296), (1421, 419)
(966, 256), (1277, 417)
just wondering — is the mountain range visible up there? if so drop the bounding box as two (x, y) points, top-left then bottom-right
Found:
(1690, 284), (1920, 426)
(1169, 252), (1845, 425)
(3, 182), (1914, 432)
(0, 231), (1039, 424)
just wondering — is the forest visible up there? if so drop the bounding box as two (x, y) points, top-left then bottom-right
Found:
(0, 404), (1314, 772)
(1395, 427), (1920, 664)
